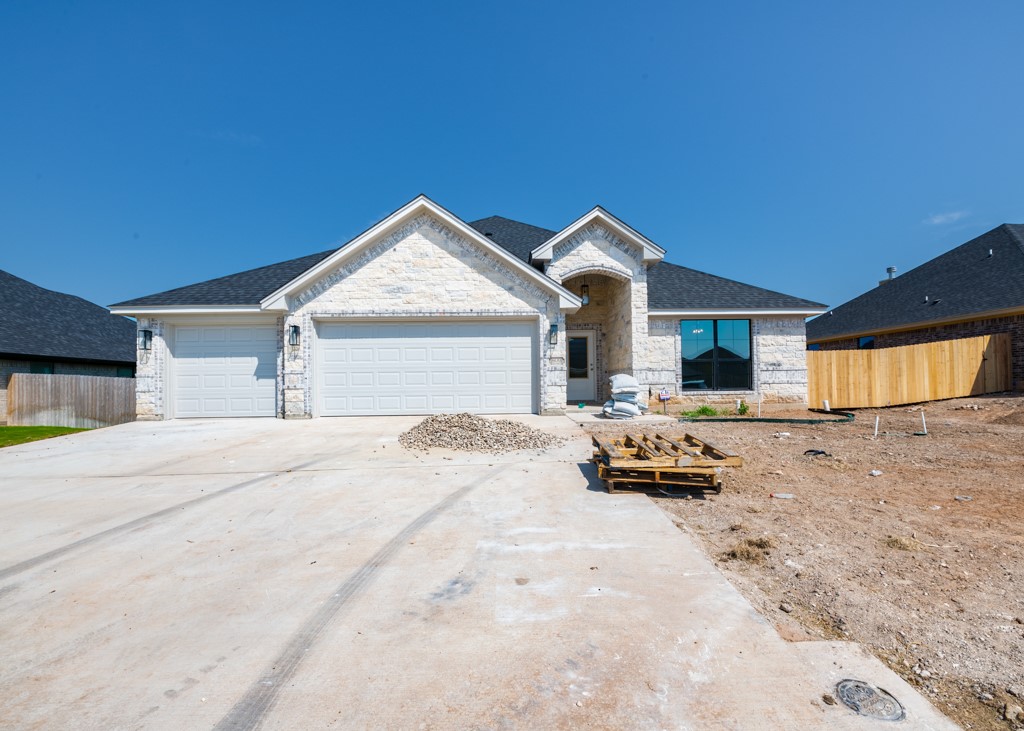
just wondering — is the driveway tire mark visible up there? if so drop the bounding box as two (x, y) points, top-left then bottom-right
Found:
(213, 467), (500, 731)
(0, 460), (317, 582)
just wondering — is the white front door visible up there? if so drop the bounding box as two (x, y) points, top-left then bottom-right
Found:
(566, 330), (595, 402)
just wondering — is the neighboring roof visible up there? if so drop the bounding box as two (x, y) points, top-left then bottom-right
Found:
(0, 269), (136, 364)
(807, 224), (1024, 342)
(468, 216), (557, 263)
(111, 248), (337, 308)
(647, 261), (826, 311)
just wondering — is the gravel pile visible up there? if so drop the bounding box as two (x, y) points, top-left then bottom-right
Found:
(399, 413), (565, 453)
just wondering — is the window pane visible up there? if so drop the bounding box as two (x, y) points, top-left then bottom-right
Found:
(681, 361), (714, 390)
(681, 320), (715, 360)
(568, 337), (588, 379)
(30, 362), (54, 374)
(717, 320), (750, 359)
(718, 360), (752, 390)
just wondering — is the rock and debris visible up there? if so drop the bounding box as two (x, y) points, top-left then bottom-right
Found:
(399, 413), (565, 453)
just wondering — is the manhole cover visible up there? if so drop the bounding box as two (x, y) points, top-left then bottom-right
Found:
(835, 679), (905, 721)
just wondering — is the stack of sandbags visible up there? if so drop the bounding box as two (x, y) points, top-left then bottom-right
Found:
(602, 374), (649, 419)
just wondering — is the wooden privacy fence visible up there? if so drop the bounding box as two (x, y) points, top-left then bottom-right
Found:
(7, 373), (136, 428)
(807, 334), (1012, 409)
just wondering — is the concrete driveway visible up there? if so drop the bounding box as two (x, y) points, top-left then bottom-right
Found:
(0, 417), (955, 730)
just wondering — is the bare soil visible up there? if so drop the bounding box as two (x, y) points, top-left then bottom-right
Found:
(585, 393), (1024, 730)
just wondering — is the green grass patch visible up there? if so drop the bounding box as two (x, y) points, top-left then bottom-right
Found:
(0, 426), (89, 448)
(680, 405), (726, 418)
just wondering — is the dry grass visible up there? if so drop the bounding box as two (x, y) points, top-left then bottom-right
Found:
(723, 535), (776, 563)
(884, 535), (927, 551)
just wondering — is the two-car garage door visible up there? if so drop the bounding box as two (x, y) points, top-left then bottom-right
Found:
(316, 321), (536, 415)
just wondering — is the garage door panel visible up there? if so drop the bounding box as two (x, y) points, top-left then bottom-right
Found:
(173, 325), (277, 418)
(317, 321), (536, 416)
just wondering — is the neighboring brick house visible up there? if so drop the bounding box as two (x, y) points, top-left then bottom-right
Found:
(0, 269), (136, 420)
(806, 223), (1024, 390)
(110, 195), (825, 419)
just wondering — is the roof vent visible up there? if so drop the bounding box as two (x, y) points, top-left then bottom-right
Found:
(988, 248), (993, 257)
(924, 295), (929, 303)
(484, 232), (494, 238)
(878, 266), (897, 287)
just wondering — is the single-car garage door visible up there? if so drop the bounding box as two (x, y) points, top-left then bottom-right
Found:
(317, 321), (536, 415)
(173, 325), (278, 417)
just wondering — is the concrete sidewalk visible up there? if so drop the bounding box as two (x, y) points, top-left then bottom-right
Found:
(0, 417), (956, 730)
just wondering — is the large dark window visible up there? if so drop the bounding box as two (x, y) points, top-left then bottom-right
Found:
(680, 319), (752, 390)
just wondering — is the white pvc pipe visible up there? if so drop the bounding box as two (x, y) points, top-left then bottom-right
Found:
(874, 415), (879, 438)
(921, 410), (927, 435)
(823, 399), (831, 412)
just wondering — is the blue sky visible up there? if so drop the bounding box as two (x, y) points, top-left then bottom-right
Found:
(2, 2), (1022, 310)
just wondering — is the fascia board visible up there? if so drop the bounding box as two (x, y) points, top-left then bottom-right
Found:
(260, 195), (580, 311)
(108, 305), (264, 316)
(649, 308), (828, 318)
(531, 207), (667, 262)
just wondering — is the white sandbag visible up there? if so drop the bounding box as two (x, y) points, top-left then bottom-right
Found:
(608, 401), (642, 417)
(609, 374), (641, 394)
(602, 406), (633, 420)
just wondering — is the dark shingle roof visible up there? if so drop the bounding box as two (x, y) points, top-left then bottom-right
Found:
(468, 216), (557, 262)
(807, 224), (1024, 342)
(110, 211), (823, 312)
(647, 261), (826, 310)
(0, 269), (136, 364)
(111, 248), (337, 307)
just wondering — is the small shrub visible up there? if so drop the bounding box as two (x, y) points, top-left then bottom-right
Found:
(738, 400), (750, 416)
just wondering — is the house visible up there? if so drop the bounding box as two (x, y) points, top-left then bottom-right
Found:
(0, 269), (137, 418)
(109, 196), (825, 419)
(806, 223), (1024, 391)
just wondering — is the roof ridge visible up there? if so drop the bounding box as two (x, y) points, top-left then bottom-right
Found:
(1004, 223), (1024, 255)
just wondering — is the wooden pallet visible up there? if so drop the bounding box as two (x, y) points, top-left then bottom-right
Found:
(591, 433), (742, 495)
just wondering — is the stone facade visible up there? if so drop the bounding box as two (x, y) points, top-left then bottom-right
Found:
(130, 213), (816, 418)
(814, 313), (1024, 390)
(638, 316), (809, 404)
(285, 214), (565, 417)
(547, 224), (649, 385)
(133, 317), (168, 420)
(1, 359), (127, 422)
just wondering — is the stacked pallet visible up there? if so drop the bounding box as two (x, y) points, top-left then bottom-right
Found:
(591, 432), (742, 495)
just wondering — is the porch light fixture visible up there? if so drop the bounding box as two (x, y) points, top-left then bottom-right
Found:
(549, 323), (558, 345)
(288, 325), (301, 346)
(580, 283), (590, 305)
(137, 329), (152, 351)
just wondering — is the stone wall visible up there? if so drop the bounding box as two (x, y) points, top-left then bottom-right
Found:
(1, 359), (124, 422)
(637, 315), (810, 404)
(814, 313), (1024, 390)
(548, 224), (647, 387)
(134, 317), (168, 420)
(288, 214), (564, 416)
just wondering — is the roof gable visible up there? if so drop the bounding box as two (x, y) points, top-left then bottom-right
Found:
(807, 224), (1024, 341)
(261, 196), (580, 311)
(531, 207), (666, 264)
(1, 269), (136, 364)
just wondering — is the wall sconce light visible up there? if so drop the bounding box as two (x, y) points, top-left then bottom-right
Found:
(137, 329), (152, 351)
(549, 323), (558, 345)
(288, 325), (301, 346)
(580, 283), (590, 305)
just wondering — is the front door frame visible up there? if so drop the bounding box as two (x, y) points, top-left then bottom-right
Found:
(566, 329), (596, 402)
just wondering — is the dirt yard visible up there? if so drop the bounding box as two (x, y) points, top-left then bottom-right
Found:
(586, 394), (1024, 730)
